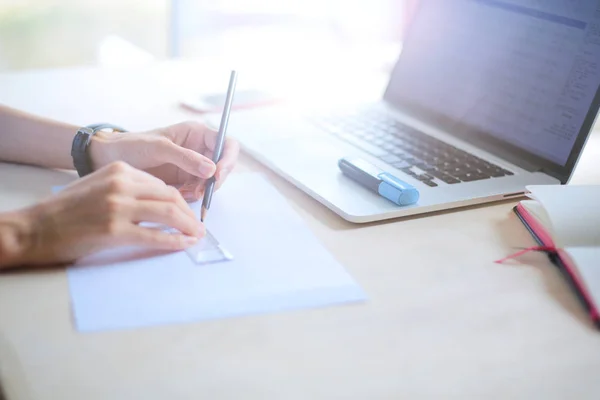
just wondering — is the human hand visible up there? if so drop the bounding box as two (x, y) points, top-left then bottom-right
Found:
(89, 121), (240, 201)
(9, 162), (204, 267)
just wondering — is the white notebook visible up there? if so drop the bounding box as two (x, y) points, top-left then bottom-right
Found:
(515, 185), (600, 326)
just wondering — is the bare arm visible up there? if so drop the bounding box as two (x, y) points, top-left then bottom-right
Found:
(0, 104), (79, 169)
(0, 104), (240, 269)
(0, 163), (203, 270)
(0, 104), (76, 268)
(0, 209), (32, 269)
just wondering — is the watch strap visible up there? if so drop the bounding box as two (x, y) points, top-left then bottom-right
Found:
(71, 124), (127, 177)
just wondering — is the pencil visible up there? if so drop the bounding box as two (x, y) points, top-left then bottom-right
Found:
(201, 70), (237, 222)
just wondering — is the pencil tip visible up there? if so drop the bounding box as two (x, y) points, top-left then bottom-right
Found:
(200, 207), (207, 223)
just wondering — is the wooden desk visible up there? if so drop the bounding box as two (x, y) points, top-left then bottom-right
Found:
(1, 63), (600, 400)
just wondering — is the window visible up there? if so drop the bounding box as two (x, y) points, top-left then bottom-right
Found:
(0, 0), (415, 72)
(172, 0), (409, 72)
(0, 0), (167, 71)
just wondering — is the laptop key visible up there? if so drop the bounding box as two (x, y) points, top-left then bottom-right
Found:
(417, 173), (436, 181)
(391, 160), (412, 170)
(420, 166), (460, 184)
(409, 150), (427, 159)
(393, 152), (410, 160)
(380, 154), (402, 164)
(443, 166), (466, 176)
(435, 160), (454, 168)
(401, 167), (418, 177)
(421, 180), (438, 187)
(456, 172), (491, 182)
(488, 168), (507, 177)
(414, 162), (431, 171)
(401, 157), (419, 165)
(439, 175), (461, 184)
(338, 133), (389, 157)
(389, 137), (406, 146)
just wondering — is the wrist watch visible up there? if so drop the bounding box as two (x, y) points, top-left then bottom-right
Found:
(71, 123), (128, 177)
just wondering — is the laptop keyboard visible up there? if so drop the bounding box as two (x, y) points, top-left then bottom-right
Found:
(310, 109), (513, 187)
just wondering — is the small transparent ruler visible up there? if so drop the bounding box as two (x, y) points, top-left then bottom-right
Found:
(184, 230), (234, 265)
(163, 227), (233, 265)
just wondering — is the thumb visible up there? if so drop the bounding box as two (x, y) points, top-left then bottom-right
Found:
(155, 140), (216, 179)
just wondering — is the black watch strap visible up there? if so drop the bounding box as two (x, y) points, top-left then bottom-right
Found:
(71, 123), (127, 177)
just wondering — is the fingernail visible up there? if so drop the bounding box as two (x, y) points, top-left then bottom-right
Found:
(181, 191), (196, 202)
(200, 160), (216, 177)
(198, 224), (206, 238)
(181, 235), (198, 247)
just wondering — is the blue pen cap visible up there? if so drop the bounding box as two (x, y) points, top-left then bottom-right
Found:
(377, 173), (420, 206)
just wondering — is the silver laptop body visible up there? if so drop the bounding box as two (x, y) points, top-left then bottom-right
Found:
(210, 0), (600, 223)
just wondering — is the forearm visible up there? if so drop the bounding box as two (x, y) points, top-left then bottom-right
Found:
(0, 209), (33, 270)
(0, 104), (78, 169)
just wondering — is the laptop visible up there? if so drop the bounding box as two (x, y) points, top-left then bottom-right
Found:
(209, 0), (600, 223)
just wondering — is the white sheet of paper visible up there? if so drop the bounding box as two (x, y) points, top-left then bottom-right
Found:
(67, 174), (366, 332)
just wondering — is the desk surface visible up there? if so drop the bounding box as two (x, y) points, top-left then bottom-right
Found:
(1, 62), (600, 400)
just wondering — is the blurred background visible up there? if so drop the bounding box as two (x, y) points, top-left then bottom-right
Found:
(0, 0), (417, 73)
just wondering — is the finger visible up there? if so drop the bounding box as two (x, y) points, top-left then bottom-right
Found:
(127, 168), (169, 186)
(204, 150), (215, 161)
(202, 126), (220, 150)
(154, 140), (216, 179)
(179, 182), (205, 202)
(122, 225), (201, 251)
(215, 138), (240, 181)
(69, 161), (133, 188)
(94, 161), (167, 187)
(214, 178), (225, 191)
(203, 133), (238, 171)
(99, 166), (197, 221)
(176, 138), (239, 198)
(130, 200), (204, 237)
(96, 165), (194, 220)
(129, 182), (197, 221)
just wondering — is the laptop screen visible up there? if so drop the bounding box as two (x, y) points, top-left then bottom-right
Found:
(385, 0), (600, 167)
